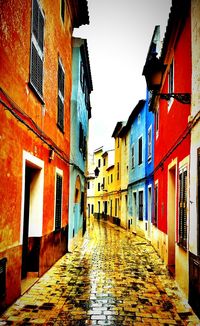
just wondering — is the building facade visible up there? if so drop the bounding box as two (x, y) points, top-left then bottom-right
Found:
(68, 37), (92, 251)
(189, 0), (200, 317)
(0, 0), (89, 311)
(143, 0), (192, 297)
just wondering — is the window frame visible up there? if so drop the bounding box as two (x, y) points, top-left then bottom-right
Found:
(148, 125), (152, 162)
(154, 182), (158, 227)
(178, 167), (188, 250)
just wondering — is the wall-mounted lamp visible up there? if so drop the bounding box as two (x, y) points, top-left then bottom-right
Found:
(143, 55), (191, 105)
(49, 148), (54, 162)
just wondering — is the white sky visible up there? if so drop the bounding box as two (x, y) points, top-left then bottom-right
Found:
(73, 0), (172, 153)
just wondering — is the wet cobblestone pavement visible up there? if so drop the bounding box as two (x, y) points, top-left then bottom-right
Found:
(0, 220), (200, 325)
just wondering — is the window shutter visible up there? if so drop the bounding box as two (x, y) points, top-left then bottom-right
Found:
(30, 0), (44, 98)
(179, 172), (183, 244)
(57, 60), (65, 131)
(139, 137), (142, 165)
(79, 122), (82, 151)
(139, 191), (143, 221)
(179, 170), (187, 249)
(55, 174), (62, 230)
(154, 185), (158, 226)
(132, 145), (135, 169)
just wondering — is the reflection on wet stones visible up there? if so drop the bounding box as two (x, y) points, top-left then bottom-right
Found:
(0, 220), (199, 325)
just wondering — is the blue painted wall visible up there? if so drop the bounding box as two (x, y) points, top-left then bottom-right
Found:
(128, 93), (154, 229)
(68, 38), (90, 248)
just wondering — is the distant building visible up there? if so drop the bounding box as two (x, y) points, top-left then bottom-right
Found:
(0, 0), (89, 312)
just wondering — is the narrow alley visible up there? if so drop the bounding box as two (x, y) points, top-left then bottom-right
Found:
(0, 220), (199, 326)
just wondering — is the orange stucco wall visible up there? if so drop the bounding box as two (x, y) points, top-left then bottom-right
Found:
(0, 0), (73, 309)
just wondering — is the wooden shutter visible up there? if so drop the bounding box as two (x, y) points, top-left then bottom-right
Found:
(55, 174), (62, 230)
(30, 0), (44, 98)
(57, 60), (65, 130)
(179, 169), (187, 249)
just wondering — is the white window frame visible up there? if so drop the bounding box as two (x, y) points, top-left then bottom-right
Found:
(148, 125), (152, 162)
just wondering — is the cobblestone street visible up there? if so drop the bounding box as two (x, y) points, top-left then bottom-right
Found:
(0, 220), (199, 326)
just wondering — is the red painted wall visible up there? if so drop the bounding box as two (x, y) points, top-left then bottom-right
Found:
(154, 11), (191, 234)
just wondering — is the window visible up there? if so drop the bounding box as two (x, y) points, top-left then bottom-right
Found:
(155, 107), (159, 138)
(61, 0), (65, 23)
(79, 122), (84, 152)
(131, 144), (135, 169)
(115, 198), (118, 216)
(102, 177), (105, 189)
(30, 0), (44, 99)
(111, 174), (113, 183)
(138, 190), (143, 221)
(178, 168), (188, 250)
(98, 159), (101, 168)
(103, 158), (106, 166)
(91, 204), (94, 214)
(168, 60), (174, 108)
(57, 59), (65, 131)
(87, 181), (90, 190)
(117, 162), (120, 180)
(98, 183), (100, 191)
(154, 183), (158, 227)
(148, 126), (152, 161)
(169, 60), (174, 94)
(138, 136), (143, 165)
(55, 173), (63, 230)
(80, 62), (84, 91)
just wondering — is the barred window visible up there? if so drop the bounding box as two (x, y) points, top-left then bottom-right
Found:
(55, 173), (63, 230)
(30, 0), (44, 99)
(57, 59), (65, 131)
